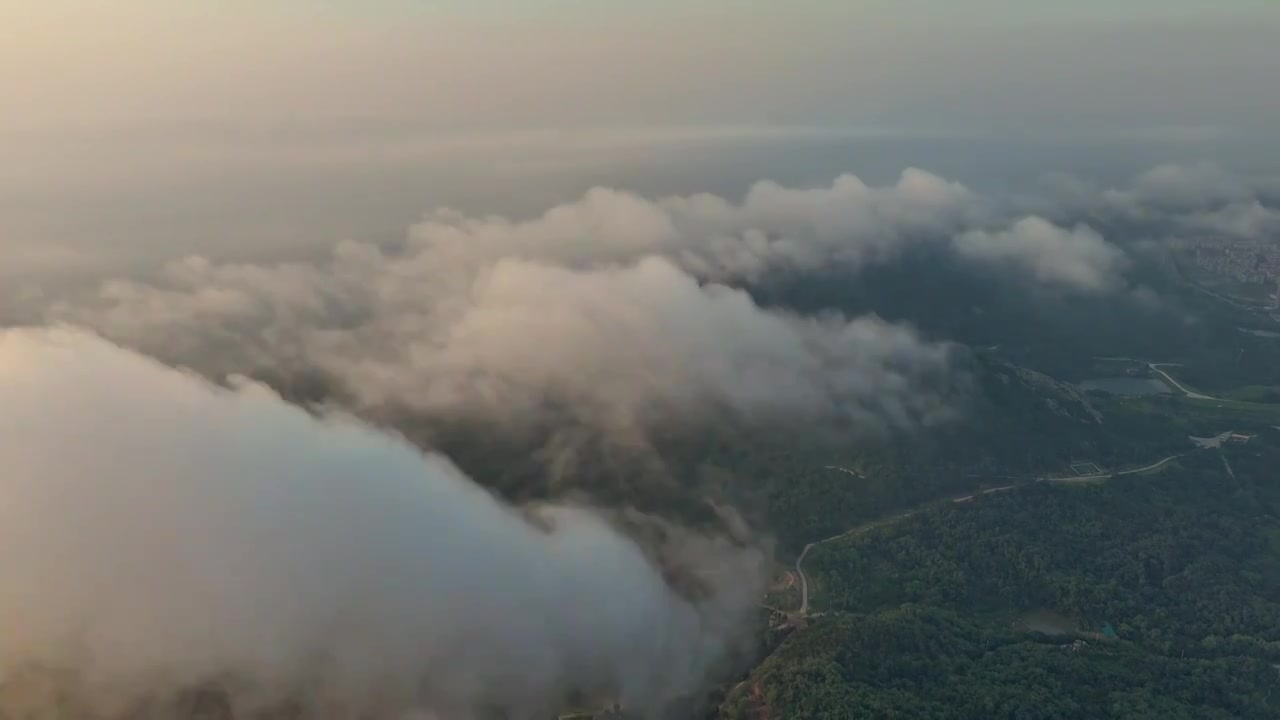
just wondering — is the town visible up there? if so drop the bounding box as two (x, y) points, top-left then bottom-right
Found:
(1179, 235), (1280, 306)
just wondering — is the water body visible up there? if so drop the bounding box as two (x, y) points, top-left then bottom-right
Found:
(1079, 377), (1172, 396)
(1016, 609), (1075, 636)
(1238, 327), (1280, 338)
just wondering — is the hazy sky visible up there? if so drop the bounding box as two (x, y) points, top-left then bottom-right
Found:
(3, 0), (1279, 282)
(7, 0), (1273, 134)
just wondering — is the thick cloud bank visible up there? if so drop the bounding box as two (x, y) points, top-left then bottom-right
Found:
(0, 327), (763, 719)
(1040, 163), (1280, 240)
(54, 169), (1142, 441)
(62, 254), (960, 438)
(394, 168), (975, 283)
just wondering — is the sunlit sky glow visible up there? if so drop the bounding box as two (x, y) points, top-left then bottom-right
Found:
(5, 0), (1275, 135)
(2, 0), (1278, 283)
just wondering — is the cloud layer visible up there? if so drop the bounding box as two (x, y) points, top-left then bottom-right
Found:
(955, 217), (1130, 293)
(0, 327), (762, 719)
(385, 168), (974, 284)
(55, 170), (1140, 450)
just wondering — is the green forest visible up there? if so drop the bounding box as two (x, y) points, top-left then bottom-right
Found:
(721, 437), (1280, 719)
(757, 243), (1280, 394)
(696, 354), (1191, 554)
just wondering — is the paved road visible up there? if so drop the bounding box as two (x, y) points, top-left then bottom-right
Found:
(952, 484), (1018, 503)
(1044, 454), (1183, 483)
(1149, 364), (1216, 401)
(793, 512), (914, 614)
(1093, 357), (1219, 401)
(794, 543), (818, 615)
(794, 532), (846, 615)
(1112, 454), (1183, 476)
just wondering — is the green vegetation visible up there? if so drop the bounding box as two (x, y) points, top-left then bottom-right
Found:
(807, 454), (1280, 638)
(1183, 397), (1280, 423)
(430, 250), (1280, 718)
(433, 352), (1192, 557)
(1152, 364), (1280, 408)
(1220, 385), (1280, 404)
(438, 249), (1280, 560)
(721, 443), (1280, 719)
(759, 243), (1280, 395)
(1108, 393), (1280, 436)
(709, 246), (1280, 718)
(763, 578), (801, 612)
(703, 355), (1188, 554)
(726, 610), (1278, 720)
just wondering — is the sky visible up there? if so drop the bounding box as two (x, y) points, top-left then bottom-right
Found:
(2, 0), (1279, 282)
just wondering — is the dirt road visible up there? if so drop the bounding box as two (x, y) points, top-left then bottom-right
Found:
(790, 453), (1187, 615)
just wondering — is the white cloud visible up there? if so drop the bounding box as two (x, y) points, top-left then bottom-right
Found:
(394, 168), (974, 285)
(323, 256), (957, 432)
(1101, 163), (1256, 218)
(1181, 201), (1280, 240)
(0, 326), (762, 718)
(49, 168), (1155, 452)
(58, 251), (960, 441)
(663, 168), (974, 279)
(954, 217), (1129, 293)
(1038, 163), (1280, 243)
(56, 172), (978, 441)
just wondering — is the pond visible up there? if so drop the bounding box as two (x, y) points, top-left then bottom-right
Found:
(1016, 609), (1075, 636)
(1239, 327), (1280, 338)
(1079, 377), (1171, 396)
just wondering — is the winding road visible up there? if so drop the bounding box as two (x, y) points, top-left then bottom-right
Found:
(1112, 454), (1183, 476)
(792, 512), (916, 615)
(1048, 454), (1183, 482)
(1148, 364), (1217, 401)
(788, 452), (1188, 617)
(1092, 357), (1220, 401)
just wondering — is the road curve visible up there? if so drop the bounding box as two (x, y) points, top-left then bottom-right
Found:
(1091, 357), (1219, 401)
(793, 513), (915, 615)
(1043, 454), (1183, 483)
(795, 545), (813, 615)
(795, 533), (841, 614)
(1148, 364), (1216, 400)
(1114, 454), (1182, 476)
(791, 453), (1187, 615)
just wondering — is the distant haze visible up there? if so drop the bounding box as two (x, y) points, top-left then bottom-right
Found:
(3, 1), (1278, 283)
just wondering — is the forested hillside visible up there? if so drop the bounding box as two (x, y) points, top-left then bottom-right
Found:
(721, 436), (1280, 719)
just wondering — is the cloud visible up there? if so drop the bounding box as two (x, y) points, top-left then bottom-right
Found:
(1180, 201), (1280, 240)
(1080, 163), (1268, 225)
(0, 326), (763, 719)
(55, 172), (980, 445)
(657, 168), (976, 280)
(391, 168), (975, 285)
(1117, 163), (1254, 210)
(326, 256), (958, 432)
(1037, 163), (1280, 244)
(954, 217), (1130, 293)
(57, 252), (961, 445)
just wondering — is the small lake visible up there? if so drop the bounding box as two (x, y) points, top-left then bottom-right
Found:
(1016, 609), (1075, 636)
(1239, 327), (1280, 338)
(1079, 377), (1171, 396)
